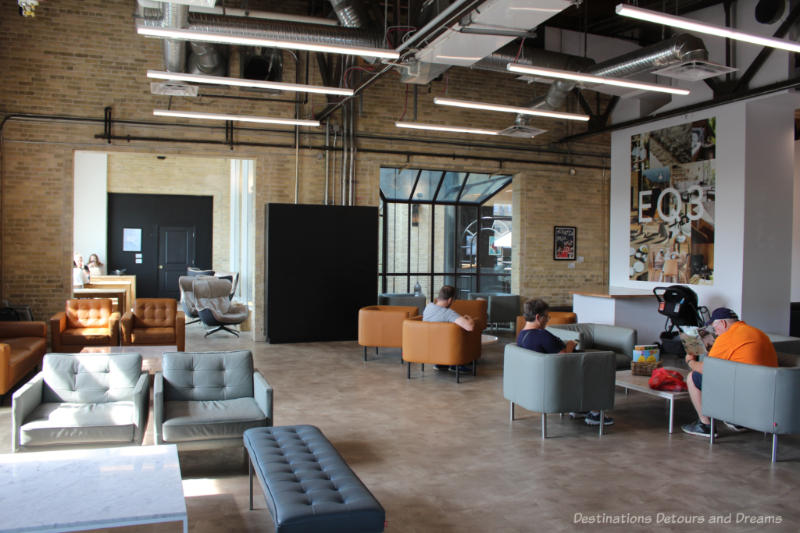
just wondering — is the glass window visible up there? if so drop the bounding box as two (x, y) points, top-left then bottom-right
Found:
(413, 170), (443, 201)
(380, 167), (420, 201)
(460, 173), (512, 204)
(436, 172), (468, 202)
(385, 203), (408, 274)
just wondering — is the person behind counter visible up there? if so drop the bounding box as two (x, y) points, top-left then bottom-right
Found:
(87, 253), (106, 277)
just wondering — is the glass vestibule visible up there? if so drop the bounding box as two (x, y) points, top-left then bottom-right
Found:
(379, 168), (512, 301)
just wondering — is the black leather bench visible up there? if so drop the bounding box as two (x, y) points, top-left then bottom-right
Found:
(244, 425), (385, 533)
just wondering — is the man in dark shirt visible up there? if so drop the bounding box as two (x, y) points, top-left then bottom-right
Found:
(517, 299), (612, 426)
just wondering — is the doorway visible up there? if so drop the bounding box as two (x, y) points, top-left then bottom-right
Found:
(107, 193), (212, 299)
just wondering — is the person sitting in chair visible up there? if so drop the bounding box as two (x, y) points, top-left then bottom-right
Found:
(423, 285), (474, 371)
(517, 298), (613, 427)
(682, 307), (777, 437)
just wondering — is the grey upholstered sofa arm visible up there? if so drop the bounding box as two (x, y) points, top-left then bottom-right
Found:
(503, 344), (616, 414)
(132, 372), (150, 445)
(153, 372), (165, 445)
(254, 370), (273, 426)
(702, 357), (800, 435)
(11, 372), (43, 452)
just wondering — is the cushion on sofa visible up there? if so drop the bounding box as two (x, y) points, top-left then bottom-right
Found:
(131, 327), (176, 345)
(162, 397), (266, 442)
(6, 337), (47, 367)
(61, 328), (113, 345)
(42, 353), (142, 404)
(163, 350), (254, 401)
(20, 401), (136, 446)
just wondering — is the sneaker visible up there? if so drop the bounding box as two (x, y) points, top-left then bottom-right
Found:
(584, 412), (614, 426)
(448, 365), (473, 373)
(568, 412), (588, 419)
(724, 421), (748, 433)
(681, 419), (716, 438)
(434, 365), (450, 371)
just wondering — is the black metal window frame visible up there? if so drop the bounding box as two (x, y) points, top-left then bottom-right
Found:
(379, 167), (513, 295)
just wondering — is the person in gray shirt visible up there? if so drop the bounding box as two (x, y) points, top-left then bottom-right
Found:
(423, 285), (475, 371)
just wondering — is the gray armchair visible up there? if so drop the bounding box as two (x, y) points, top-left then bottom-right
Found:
(469, 292), (520, 328)
(12, 353), (148, 452)
(154, 350), (272, 450)
(503, 344), (616, 438)
(193, 277), (249, 337)
(548, 323), (637, 369)
(378, 293), (426, 315)
(703, 356), (800, 462)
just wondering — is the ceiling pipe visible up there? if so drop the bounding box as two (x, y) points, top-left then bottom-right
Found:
(473, 42), (594, 75)
(527, 33), (708, 112)
(328, 0), (369, 28)
(162, 2), (188, 72)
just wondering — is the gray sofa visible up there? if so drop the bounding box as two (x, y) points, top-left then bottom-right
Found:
(154, 350), (272, 450)
(503, 344), (616, 438)
(12, 353), (148, 452)
(703, 337), (800, 462)
(468, 292), (520, 327)
(548, 323), (637, 369)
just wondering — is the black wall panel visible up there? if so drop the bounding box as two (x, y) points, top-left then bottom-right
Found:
(265, 203), (378, 343)
(107, 193), (213, 299)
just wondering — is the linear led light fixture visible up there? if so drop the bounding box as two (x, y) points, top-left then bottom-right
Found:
(434, 97), (590, 121)
(137, 26), (401, 60)
(154, 109), (320, 127)
(616, 4), (800, 54)
(395, 121), (499, 135)
(147, 70), (354, 96)
(507, 63), (691, 95)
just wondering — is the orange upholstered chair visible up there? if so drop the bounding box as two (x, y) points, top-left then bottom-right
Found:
(50, 298), (120, 352)
(515, 311), (577, 338)
(401, 299), (487, 383)
(358, 305), (419, 361)
(121, 298), (185, 351)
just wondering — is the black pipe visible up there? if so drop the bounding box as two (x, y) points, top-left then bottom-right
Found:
(0, 112), (607, 161)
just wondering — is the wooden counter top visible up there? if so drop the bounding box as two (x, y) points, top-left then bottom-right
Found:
(571, 287), (655, 299)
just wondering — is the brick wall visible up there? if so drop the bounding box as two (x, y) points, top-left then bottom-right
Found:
(0, 0), (611, 337)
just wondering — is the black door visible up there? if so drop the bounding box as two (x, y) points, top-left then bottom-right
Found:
(158, 226), (195, 299)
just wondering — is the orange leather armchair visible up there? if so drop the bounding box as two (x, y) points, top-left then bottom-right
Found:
(515, 311), (577, 338)
(358, 305), (419, 361)
(0, 321), (46, 398)
(401, 299), (488, 383)
(121, 298), (185, 352)
(50, 298), (120, 352)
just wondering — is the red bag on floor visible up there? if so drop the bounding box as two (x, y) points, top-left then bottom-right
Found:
(648, 368), (688, 392)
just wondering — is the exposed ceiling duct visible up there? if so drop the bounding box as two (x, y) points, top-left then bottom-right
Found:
(525, 33), (709, 113)
(163, 2), (188, 73)
(328, 0), (369, 28)
(473, 42), (594, 75)
(188, 41), (227, 77)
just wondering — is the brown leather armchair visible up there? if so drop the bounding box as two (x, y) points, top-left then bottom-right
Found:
(50, 298), (120, 352)
(401, 299), (487, 383)
(515, 311), (577, 337)
(0, 321), (46, 399)
(358, 305), (419, 361)
(121, 298), (185, 351)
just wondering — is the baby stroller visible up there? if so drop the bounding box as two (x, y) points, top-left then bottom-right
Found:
(653, 285), (710, 355)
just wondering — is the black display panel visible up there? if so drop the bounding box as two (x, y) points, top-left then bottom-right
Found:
(264, 203), (378, 343)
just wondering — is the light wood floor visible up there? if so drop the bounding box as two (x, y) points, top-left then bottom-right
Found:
(2, 325), (798, 532)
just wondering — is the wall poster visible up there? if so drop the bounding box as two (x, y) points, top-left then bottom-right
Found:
(630, 118), (715, 284)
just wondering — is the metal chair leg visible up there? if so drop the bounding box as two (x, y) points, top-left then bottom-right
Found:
(509, 402), (515, 422)
(363, 346), (367, 362)
(456, 365), (460, 384)
(248, 456), (254, 510)
(541, 413), (547, 439)
(709, 418), (715, 445)
(472, 360), (477, 376)
(421, 363), (424, 372)
(406, 362), (411, 379)
(771, 434), (778, 463)
(599, 410), (604, 437)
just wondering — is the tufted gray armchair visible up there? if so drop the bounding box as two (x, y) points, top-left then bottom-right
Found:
(503, 344), (616, 438)
(12, 352), (148, 452)
(154, 350), (272, 450)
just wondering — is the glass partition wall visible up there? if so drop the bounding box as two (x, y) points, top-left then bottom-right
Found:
(379, 168), (512, 301)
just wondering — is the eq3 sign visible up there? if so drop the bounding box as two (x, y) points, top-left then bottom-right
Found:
(629, 118), (716, 285)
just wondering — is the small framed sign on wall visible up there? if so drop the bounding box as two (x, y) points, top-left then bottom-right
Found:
(554, 226), (576, 261)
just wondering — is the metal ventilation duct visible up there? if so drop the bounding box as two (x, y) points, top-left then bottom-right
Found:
(163, 2), (189, 73)
(531, 33), (708, 111)
(188, 41), (227, 77)
(328, 0), (368, 28)
(473, 42), (594, 75)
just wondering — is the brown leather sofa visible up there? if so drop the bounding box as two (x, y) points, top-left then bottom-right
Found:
(121, 298), (185, 351)
(50, 298), (120, 352)
(358, 305), (419, 361)
(515, 311), (577, 338)
(401, 299), (488, 383)
(0, 321), (47, 399)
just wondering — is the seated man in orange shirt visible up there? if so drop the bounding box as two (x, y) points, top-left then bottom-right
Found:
(682, 307), (777, 438)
